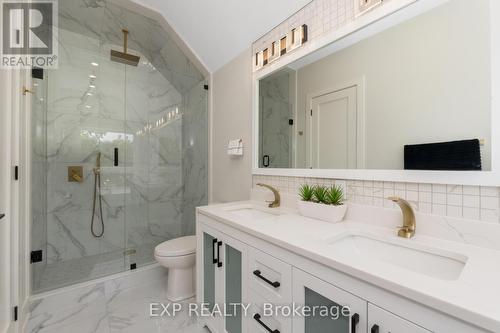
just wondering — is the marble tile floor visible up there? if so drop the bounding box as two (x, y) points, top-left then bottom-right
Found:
(33, 243), (162, 294)
(26, 277), (211, 333)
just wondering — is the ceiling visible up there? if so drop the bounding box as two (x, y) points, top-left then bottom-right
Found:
(130, 0), (312, 72)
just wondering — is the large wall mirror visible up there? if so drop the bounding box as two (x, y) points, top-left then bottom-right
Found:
(257, 0), (493, 175)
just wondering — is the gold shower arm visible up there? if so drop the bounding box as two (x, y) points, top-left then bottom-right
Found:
(122, 29), (129, 53)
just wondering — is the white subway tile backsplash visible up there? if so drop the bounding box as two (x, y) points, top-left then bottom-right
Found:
(406, 183), (419, 192)
(447, 185), (462, 195)
(419, 192), (432, 203)
(418, 183), (432, 192)
(419, 202), (432, 214)
(480, 209), (499, 223)
(383, 188), (394, 198)
(432, 193), (447, 205)
(394, 190), (406, 199)
(463, 195), (480, 208)
(481, 196), (499, 210)
(447, 194), (462, 206)
(432, 184), (447, 193)
(481, 187), (499, 197)
(463, 185), (480, 196)
(447, 205), (463, 218)
(253, 175), (500, 224)
(406, 191), (419, 202)
(383, 182), (394, 189)
(432, 204), (447, 216)
(463, 207), (480, 220)
(395, 182), (406, 191)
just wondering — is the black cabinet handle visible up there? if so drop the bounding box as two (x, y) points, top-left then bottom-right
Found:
(253, 314), (280, 333)
(217, 241), (222, 267)
(371, 324), (379, 333)
(351, 313), (360, 333)
(212, 238), (218, 264)
(253, 270), (280, 288)
(262, 155), (270, 167)
(114, 148), (119, 166)
(0, 214), (5, 220)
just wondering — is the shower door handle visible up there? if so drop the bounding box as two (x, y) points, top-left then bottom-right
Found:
(114, 148), (119, 166)
(216, 241), (223, 267)
(212, 238), (218, 264)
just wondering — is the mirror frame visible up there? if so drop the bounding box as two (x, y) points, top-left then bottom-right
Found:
(252, 0), (500, 186)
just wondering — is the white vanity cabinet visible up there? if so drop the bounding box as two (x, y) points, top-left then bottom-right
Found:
(292, 268), (367, 333)
(196, 213), (492, 333)
(198, 224), (247, 333)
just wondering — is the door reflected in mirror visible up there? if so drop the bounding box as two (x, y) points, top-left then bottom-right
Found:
(258, 0), (491, 171)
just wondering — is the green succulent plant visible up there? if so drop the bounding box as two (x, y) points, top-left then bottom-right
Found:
(326, 185), (344, 206)
(299, 184), (314, 202)
(313, 185), (329, 204)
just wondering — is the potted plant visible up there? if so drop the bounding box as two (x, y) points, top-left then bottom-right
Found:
(297, 184), (347, 223)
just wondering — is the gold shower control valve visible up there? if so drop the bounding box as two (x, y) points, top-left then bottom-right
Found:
(68, 166), (84, 183)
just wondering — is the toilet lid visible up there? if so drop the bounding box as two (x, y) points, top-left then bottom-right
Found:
(155, 236), (196, 257)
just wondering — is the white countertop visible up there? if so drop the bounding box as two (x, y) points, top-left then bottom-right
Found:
(197, 201), (500, 332)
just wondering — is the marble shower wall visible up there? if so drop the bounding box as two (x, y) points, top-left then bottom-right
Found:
(31, 0), (207, 290)
(259, 71), (294, 168)
(181, 83), (209, 236)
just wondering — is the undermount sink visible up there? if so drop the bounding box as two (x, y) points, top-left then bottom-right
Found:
(327, 233), (468, 281)
(224, 205), (281, 220)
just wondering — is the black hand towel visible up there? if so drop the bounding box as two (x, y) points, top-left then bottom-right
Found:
(404, 139), (482, 171)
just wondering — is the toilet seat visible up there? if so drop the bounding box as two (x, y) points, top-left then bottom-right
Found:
(155, 235), (196, 257)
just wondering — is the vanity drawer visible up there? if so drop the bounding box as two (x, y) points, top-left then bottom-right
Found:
(248, 247), (292, 304)
(248, 292), (292, 333)
(368, 304), (432, 333)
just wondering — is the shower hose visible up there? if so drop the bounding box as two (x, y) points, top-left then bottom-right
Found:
(91, 165), (105, 237)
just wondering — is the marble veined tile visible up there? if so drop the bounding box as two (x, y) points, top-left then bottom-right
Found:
(28, 267), (209, 333)
(32, 0), (208, 292)
(59, 0), (105, 40)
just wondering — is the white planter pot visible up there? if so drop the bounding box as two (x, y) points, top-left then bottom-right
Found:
(297, 200), (347, 223)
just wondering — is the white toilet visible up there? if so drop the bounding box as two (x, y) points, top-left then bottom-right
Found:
(154, 235), (197, 301)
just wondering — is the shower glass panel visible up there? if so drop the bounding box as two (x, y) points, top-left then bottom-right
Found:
(31, 28), (128, 293)
(30, 1), (208, 293)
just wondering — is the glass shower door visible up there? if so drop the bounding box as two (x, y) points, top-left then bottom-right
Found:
(31, 28), (128, 292)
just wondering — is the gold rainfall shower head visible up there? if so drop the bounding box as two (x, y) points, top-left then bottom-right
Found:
(110, 29), (140, 66)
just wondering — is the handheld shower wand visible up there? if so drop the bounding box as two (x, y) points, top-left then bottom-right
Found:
(91, 152), (105, 237)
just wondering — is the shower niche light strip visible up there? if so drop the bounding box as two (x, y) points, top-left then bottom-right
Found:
(136, 107), (181, 136)
(254, 24), (308, 71)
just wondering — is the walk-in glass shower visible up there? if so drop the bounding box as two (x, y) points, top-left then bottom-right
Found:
(30, 0), (208, 293)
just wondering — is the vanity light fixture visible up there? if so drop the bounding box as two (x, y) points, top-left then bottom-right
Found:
(91, 62), (99, 67)
(356, 0), (384, 17)
(280, 36), (287, 56)
(255, 24), (308, 71)
(89, 74), (97, 79)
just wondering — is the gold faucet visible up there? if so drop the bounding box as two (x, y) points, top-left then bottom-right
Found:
(257, 183), (280, 208)
(388, 197), (416, 239)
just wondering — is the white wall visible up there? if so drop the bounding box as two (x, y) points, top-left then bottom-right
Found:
(211, 49), (253, 202)
(296, 0), (491, 170)
(0, 70), (12, 332)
